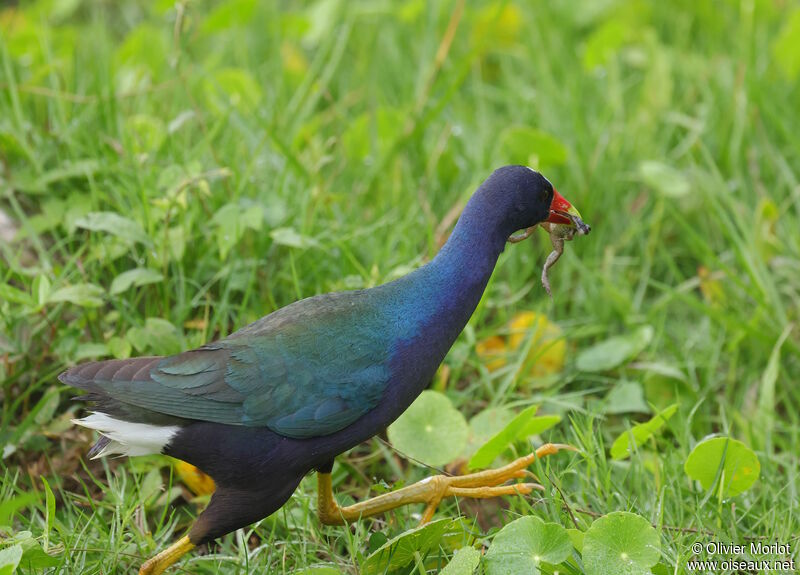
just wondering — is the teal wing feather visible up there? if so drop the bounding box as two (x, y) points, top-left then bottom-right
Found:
(99, 292), (392, 438)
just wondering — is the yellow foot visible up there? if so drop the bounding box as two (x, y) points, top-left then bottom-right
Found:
(318, 443), (574, 526)
(139, 535), (195, 575)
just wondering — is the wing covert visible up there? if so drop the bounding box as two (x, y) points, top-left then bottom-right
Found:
(95, 292), (393, 439)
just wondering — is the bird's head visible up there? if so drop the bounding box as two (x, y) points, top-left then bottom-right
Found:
(481, 165), (590, 243)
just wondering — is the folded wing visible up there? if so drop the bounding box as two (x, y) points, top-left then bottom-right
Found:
(62, 292), (393, 439)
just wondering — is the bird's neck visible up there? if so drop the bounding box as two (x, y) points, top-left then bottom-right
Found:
(430, 202), (508, 299)
(398, 196), (510, 348)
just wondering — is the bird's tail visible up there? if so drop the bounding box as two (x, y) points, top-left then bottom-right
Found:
(60, 358), (186, 458)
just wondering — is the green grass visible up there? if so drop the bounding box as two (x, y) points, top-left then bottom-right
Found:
(2, 0), (800, 573)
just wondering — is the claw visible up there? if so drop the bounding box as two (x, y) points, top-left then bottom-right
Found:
(317, 444), (576, 527)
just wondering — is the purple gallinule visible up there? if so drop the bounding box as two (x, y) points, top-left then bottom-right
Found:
(60, 165), (589, 574)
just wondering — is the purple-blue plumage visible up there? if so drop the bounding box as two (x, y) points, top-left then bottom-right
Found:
(59, 165), (557, 544)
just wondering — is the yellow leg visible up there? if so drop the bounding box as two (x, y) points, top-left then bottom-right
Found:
(139, 535), (195, 575)
(318, 443), (574, 526)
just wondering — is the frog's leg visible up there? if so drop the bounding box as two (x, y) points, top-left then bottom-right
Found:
(541, 236), (565, 297)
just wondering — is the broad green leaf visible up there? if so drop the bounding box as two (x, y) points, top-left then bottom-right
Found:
(582, 512), (660, 575)
(270, 227), (319, 249)
(110, 268), (165, 295)
(576, 326), (653, 372)
(0, 284), (34, 306)
(638, 161), (689, 198)
(211, 202), (266, 258)
(630, 362), (686, 382)
(387, 391), (468, 466)
(47, 283), (105, 308)
(108, 336), (132, 359)
(3, 531), (32, 545)
(583, 20), (630, 70)
(440, 546), (481, 575)
(212, 203), (243, 259)
(88, 239), (129, 262)
(1, 530), (57, 569)
(603, 381), (650, 414)
(127, 318), (182, 356)
(469, 404), (538, 469)
(203, 68), (262, 114)
(0, 544), (22, 575)
(464, 406), (515, 457)
(74, 212), (150, 245)
(360, 518), (461, 575)
(610, 403), (678, 460)
(240, 203), (264, 231)
(497, 126), (568, 171)
(519, 415), (561, 437)
(469, 405), (560, 470)
(263, 197), (288, 227)
(566, 528), (584, 553)
(20, 542), (60, 569)
(440, 517), (473, 554)
(684, 437), (760, 497)
(485, 516), (572, 575)
(367, 531), (389, 553)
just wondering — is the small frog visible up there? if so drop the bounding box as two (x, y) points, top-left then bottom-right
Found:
(506, 187), (590, 297)
(540, 209), (590, 297)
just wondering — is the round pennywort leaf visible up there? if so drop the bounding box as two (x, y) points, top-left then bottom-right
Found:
(684, 436), (760, 497)
(576, 326), (653, 372)
(387, 391), (468, 467)
(485, 516), (572, 575)
(582, 512), (660, 575)
(440, 546), (481, 575)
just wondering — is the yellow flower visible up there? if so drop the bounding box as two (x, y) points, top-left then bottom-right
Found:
(476, 312), (565, 378)
(508, 311), (566, 377)
(475, 335), (508, 372)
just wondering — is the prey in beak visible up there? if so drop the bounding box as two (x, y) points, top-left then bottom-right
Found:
(507, 188), (591, 296)
(541, 189), (590, 297)
(546, 189), (591, 235)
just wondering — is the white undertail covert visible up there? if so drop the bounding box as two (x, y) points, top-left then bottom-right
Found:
(72, 412), (180, 459)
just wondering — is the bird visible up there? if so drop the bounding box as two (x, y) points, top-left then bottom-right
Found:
(59, 165), (587, 574)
